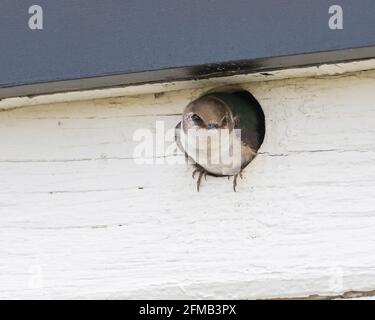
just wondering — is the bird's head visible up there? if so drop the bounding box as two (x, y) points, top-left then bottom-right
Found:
(182, 95), (234, 132)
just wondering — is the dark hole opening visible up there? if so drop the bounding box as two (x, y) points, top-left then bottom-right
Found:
(176, 87), (266, 185)
(203, 88), (266, 154)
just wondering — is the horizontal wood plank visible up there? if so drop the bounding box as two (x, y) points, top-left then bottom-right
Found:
(1, 67), (375, 299)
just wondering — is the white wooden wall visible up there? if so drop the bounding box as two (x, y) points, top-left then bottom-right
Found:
(1, 64), (375, 299)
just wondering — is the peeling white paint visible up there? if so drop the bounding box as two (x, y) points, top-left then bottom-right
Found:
(1, 58), (375, 110)
(1, 63), (375, 299)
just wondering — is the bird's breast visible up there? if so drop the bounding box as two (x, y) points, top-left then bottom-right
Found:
(180, 128), (244, 176)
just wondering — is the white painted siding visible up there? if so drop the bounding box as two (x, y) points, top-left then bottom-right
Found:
(1, 64), (375, 299)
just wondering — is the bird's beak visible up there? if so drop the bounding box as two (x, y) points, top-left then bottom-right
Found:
(206, 123), (218, 129)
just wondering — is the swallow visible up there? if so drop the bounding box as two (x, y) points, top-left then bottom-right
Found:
(175, 90), (265, 191)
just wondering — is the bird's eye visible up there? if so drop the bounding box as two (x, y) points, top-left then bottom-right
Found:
(192, 114), (202, 123)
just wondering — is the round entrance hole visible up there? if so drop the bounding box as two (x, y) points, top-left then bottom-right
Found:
(176, 88), (265, 190)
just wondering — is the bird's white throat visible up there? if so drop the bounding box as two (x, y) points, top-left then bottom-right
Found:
(180, 127), (242, 175)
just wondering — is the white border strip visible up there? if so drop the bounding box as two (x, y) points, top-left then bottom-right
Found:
(1, 59), (375, 110)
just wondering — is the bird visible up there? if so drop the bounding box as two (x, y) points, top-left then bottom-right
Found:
(175, 90), (265, 191)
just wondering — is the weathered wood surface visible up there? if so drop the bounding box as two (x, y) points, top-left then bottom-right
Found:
(1, 68), (375, 299)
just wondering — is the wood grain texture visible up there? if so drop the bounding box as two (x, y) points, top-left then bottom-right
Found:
(2, 58), (375, 111)
(1, 68), (375, 299)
